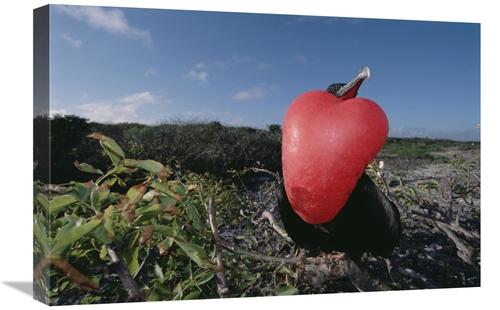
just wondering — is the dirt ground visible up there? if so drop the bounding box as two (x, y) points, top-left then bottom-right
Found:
(230, 146), (481, 295)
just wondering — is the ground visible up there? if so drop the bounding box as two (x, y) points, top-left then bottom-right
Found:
(227, 146), (480, 295)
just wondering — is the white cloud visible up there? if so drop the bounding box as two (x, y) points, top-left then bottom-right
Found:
(213, 61), (229, 69)
(75, 91), (162, 123)
(144, 68), (156, 76)
(228, 117), (244, 126)
(194, 62), (206, 69)
(257, 63), (273, 70)
(60, 33), (83, 48)
(116, 91), (161, 105)
(185, 109), (230, 118)
(50, 109), (68, 117)
(293, 54), (307, 63)
(233, 55), (254, 63)
(185, 70), (209, 84)
(56, 5), (153, 49)
(232, 87), (267, 100)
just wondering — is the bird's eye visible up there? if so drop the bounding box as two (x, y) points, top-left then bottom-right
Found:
(326, 83), (347, 97)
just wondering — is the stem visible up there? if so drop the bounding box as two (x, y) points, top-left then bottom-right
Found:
(206, 188), (230, 298)
(107, 237), (145, 302)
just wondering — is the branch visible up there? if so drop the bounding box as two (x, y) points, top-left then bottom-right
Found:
(433, 221), (478, 269)
(133, 247), (159, 282)
(249, 167), (280, 181)
(411, 210), (479, 269)
(207, 189), (230, 298)
(410, 210), (449, 224)
(293, 253), (376, 291)
(182, 216), (377, 291)
(107, 238), (145, 302)
(261, 210), (293, 243)
(449, 222), (480, 240)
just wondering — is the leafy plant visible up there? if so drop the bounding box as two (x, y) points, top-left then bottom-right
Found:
(33, 132), (295, 305)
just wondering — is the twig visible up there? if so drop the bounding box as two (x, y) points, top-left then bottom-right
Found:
(410, 210), (449, 224)
(447, 179), (454, 221)
(249, 167), (280, 181)
(133, 247), (159, 282)
(347, 259), (377, 292)
(411, 209), (479, 269)
(181, 218), (376, 290)
(107, 238), (145, 302)
(396, 266), (438, 289)
(207, 189), (230, 298)
(261, 210), (293, 243)
(433, 221), (478, 269)
(449, 223), (480, 240)
(219, 237), (304, 264)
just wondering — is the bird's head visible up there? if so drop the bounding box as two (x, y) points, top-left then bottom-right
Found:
(326, 66), (370, 100)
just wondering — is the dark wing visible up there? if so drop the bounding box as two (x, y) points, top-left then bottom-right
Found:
(277, 173), (401, 256)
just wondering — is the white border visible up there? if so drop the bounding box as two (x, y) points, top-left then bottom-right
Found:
(1, 1), (496, 309)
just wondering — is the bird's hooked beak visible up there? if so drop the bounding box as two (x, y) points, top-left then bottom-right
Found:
(327, 66), (370, 100)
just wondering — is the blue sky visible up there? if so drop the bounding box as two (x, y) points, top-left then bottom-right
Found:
(47, 4), (480, 141)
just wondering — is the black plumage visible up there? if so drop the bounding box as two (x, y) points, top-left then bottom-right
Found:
(277, 173), (401, 256)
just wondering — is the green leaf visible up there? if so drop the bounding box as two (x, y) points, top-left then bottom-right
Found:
(33, 214), (50, 254)
(172, 283), (182, 300)
(278, 265), (295, 276)
(150, 182), (183, 202)
(276, 286), (299, 296)
(194, 270), (214, 285)
(88, 132), (125, 167)
(183, 290), (200, 300)
(154, 262), (164, 279)
(158, 237), (174, 255)
(74, 161), (103, 175)
(122, 246), (140, 276)
(99, 245), (108, 260)
(50, 216), (69, 232)
(93, 224), (112, 245)
(102, 205), (115, 241)
(240, 270), (257, 281)
(91, 185), (110, 209)
(147, 290), (160, 302)
(154, 283), (171, 296)
(35, 193), (49, 214)
(112, 165), (139, 175)
(123, 159), (169, 179)
(125, 183), (147, 204)
(51, 217), (102, 255)
(184, 201), (201, 229)
(50, 194), (78, 215)
(33, 182), (38, 198)
(136, 204), (165, 217)
(173, 238), (215, 270)
(102, 177), (118, 187)
(74, 182), (96, 201)
(153, 225), (177, 237)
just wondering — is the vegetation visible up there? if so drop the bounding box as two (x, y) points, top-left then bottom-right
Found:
(34, 115), (282, 185)
(380, 137), (480, 161)
(33, 115), (480, 305)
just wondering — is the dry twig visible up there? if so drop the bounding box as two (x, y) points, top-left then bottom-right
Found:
(107, 238), (145, 302)
(206, 189), (230, 298)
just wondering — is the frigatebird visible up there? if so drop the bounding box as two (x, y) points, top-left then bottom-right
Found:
(278, 68), (401, 257)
